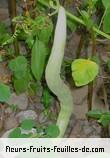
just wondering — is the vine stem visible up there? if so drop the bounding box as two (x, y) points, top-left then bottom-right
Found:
(98, 8), (107, 30)
(38, 0), (110, 40)
(87, 1), (97, 112)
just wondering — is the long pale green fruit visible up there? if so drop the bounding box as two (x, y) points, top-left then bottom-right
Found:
(45, 6), (73, 137)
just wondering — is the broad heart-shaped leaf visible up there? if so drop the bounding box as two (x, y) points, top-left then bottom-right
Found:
(102, 0), (110, 8)
(103, 6), (110, 33)
(31, 38), (49, 81)
(71, 59), (99, 87)
(98, 114), (110, 127)
(0, 83), (11, 102)
(21, 119), (36, 130)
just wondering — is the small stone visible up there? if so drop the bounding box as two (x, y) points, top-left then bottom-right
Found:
(4, 116), (18, 130)
(83, 126), (93, 135)
(21, 128), (36, 135)
(16, 110), (37, 123)
(39, 112), (48, 123)
(8, 93), (28, 110)
(83, 120), (90, 126)
(92, 125), (101, 134)
(36, 103), (44, 110)
(5, 107), (13, 114)
(69, 121), (82, 137)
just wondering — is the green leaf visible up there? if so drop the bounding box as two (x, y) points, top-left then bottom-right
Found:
(81, 10), (94, 29)
(106, 111), (110, 115)
(37, 0), (50, 7)
(14, 69), (31, 94)
(19, 133), (32, 138)
(92, 0), (99, 6)
(46, 124), (60, 138)
(98, 114), (110, 127)
(9, 56), (28, 79)
(25, 35), (34, 49)
(87, 110), (103, 119)
(0, 23), (11, 45)
(37, 26), (53, 44)
(9, 128), (21, 138)
(21, 119), (36, 130)
(0, 83), (11, 102)
(32, 16), (53, 44)
(41, 88), (53, 109)
(67, 18), (77, 32)
(31, 38), (48, 81)
(71, 59), (99, 86)
(28, 82), (38, 96)
(14, 71), (30, 94)
(37, 17), (53, 44)
(9, 56), (31, 94)
(0, 23), (8, 34)
(102, 0), (110, 8)
(0, 33), (11, 45)
(103, 6), (110, 33)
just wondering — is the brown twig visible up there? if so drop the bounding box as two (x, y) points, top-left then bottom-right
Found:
(87, 82), (94, 111)
(0, 104), (5, 131)
(76, 34), (84, 58)
(8, 0), (19, 55)
(91, 29), (96, 56)
(87, 29), (96, 111)
(99, 65), (109, 111)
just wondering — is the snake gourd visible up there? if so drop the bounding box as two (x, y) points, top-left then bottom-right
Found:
(45, 6), (73, 137)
